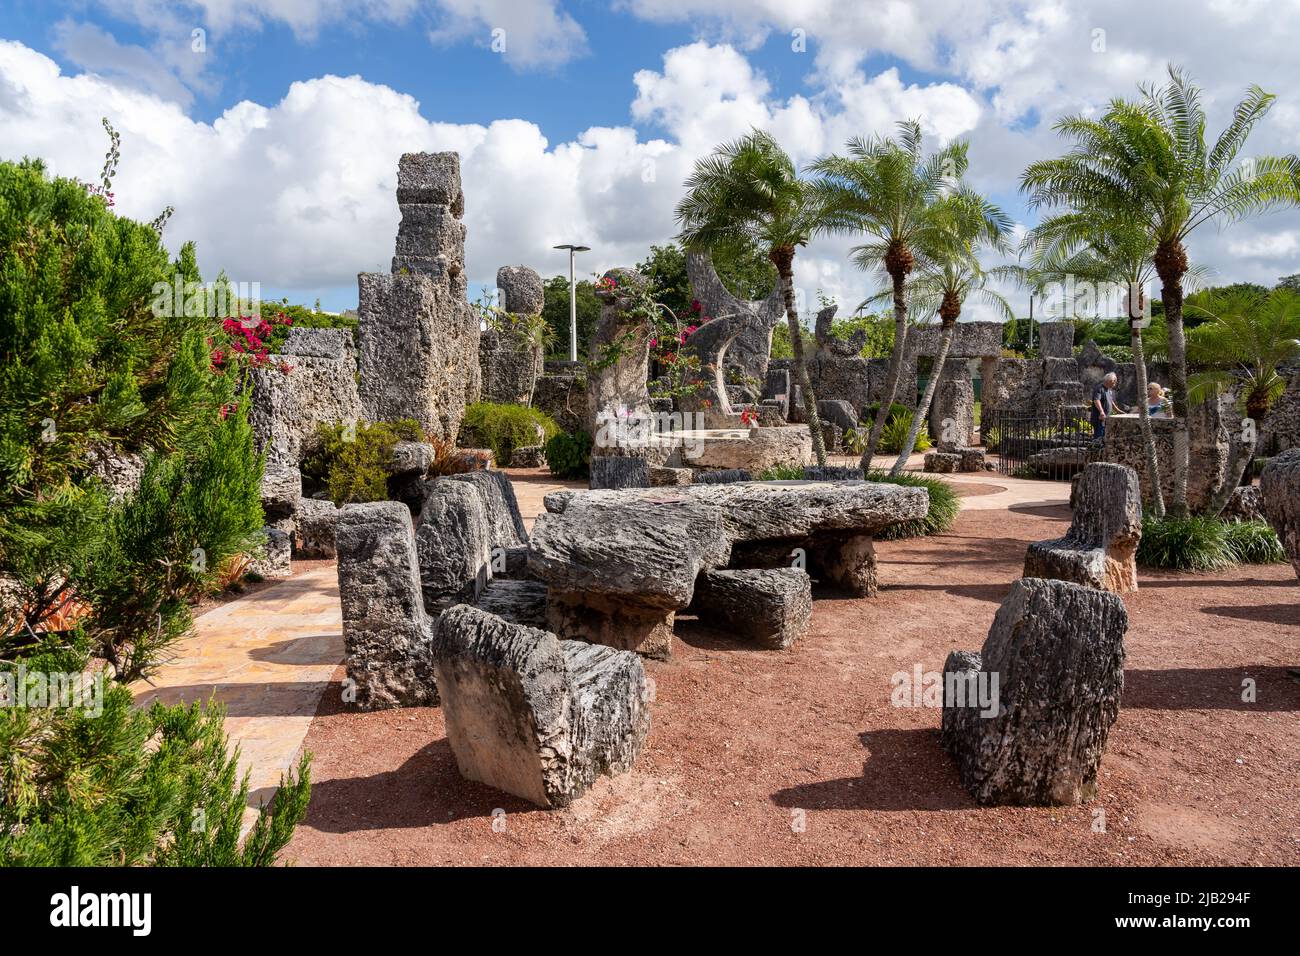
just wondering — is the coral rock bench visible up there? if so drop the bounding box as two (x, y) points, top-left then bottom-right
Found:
(688, 568), (812, 649)
(923, 447), (986, 473)
(432, 604), (651, 808)
(1023, 462), (1142, 592)
(942, 577), (1128, 806)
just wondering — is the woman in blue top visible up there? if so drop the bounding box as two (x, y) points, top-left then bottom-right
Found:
(1146, 382), (1167, 417)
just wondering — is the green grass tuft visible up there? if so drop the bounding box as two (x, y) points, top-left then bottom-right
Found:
(1136, 513), (1235, 571)
(1222, 519), (1286, 565)
(866, 470), (960, 540)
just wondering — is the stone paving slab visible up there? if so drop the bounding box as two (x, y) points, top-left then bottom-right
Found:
(130, 565), (343, 815)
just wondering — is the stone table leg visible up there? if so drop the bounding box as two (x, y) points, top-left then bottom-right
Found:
(545, 590), (675, 660)
(815, 534), (878, 597)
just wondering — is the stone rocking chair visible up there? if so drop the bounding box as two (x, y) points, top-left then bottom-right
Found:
(1023, 462), (1142, 592)
(432, 604), (651, 808)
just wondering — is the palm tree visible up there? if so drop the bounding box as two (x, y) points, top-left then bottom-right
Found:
(1018, 216), (1215, 517)
(861, 193), (1013, 475)
(807, 121), (976, 468)
(1021, 65), (1300, 516)
(1187, 287), (1300, 515)
(676, 130), (828, 465)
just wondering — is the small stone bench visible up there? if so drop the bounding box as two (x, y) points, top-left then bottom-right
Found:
(294, 497), (339, 558)
(957, 446), (986, 471)
(923, 451), (961, 473)
(689, 568), (812, 649)
(1023, 462), (1142, 592)
(474, 579), (548, 628)
(924, 447), (985, 473)
(432, 604), (651, 808)
(942, 577), (1128, 806)
(590, 455), (650, 489)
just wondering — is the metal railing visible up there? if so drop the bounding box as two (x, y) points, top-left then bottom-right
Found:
(982, 407), (1102, 481)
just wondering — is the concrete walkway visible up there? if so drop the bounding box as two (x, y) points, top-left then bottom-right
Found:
(130, 463), (1066, 813)
(130, 566), (343, 809)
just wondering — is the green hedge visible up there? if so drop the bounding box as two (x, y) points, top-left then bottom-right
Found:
(867, 470), (960, 540)
(301, 419), (423, 505)
(1137, 514), (1285, 570)
(545, 430), (593, 479)
(461, 402), (560, 466)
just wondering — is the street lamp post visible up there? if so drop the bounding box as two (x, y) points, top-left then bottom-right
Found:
(553, 243), (590, 361)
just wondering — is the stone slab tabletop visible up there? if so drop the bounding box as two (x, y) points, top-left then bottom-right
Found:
(529, 480), (928, 606)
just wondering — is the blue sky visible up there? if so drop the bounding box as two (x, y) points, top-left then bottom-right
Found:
(2, 1), (1299, 316)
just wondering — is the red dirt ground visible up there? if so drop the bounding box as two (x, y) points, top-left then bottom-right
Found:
(285, 501), (1299, 866)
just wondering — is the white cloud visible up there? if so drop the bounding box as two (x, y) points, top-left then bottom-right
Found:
(51, 19), (203, 107)
(427, 0), (589, 69)
(88, 0), (586, 77)
(0, 36), (984, 312)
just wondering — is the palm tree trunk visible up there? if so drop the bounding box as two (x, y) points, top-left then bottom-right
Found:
(1160, 274), (1191, 516)
(777, 264), (827, 466)
(859, 270), (908, 469)
(1130, 323), (1165, 518)
(889, 321), (953, 476)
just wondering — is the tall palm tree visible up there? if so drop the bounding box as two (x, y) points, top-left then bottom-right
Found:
(676, 130), (828, 465)
(807, 121), (976, 468)
(1187, 287), (1300, 515)
(1021, 65), (1300, 516)
(1018, 216), (1216, 517)
(861, 193), (1013, 475)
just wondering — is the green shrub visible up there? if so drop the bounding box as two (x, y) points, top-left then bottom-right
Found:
(867, 470), (960, 540)
(545, 430), (593, 479)
(1222, 519), (1286, 564)
(1092, 343), (1134, 363)
(863, 401), (910, 424)
(0, 151), (264, 682)
(461, 402), (560, 466)
(878, 409), (931, 454)
(0, 126), (309, 868)
(1137, 514), (1235, 571)
(0, 634), (309, 866)
(302, 418), (423, 505)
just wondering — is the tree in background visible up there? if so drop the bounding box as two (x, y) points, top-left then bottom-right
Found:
(1187, 287), (1300, 515)
(677, 130), (829, 465)
(860, 192), (1012, 475)
(809, 121), (977, 468)
(636, 240), (777, 318)
(540, 274), (601, 359)
(1016, 216), (1215, 517)
(1023, 66), (1300, 516)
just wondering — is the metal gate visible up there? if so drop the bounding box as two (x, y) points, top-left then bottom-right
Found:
(982, 407), (1102, 481)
